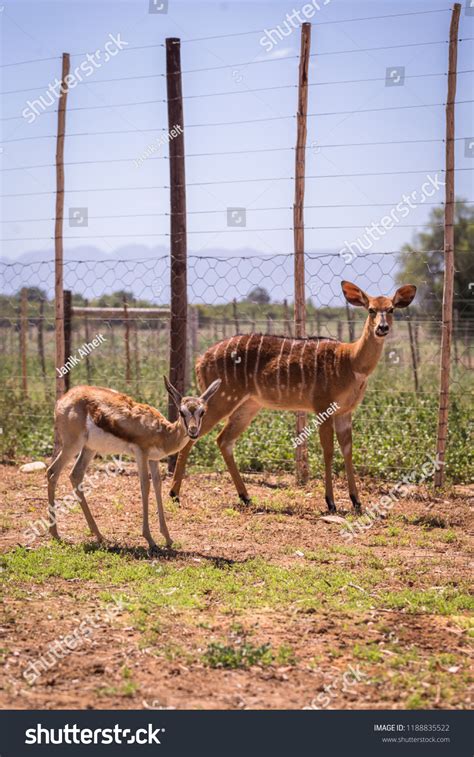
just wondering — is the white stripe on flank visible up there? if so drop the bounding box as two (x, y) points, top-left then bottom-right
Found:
(254, 335), (264, 396)
(222, 341), (229, 384)
(313, 339), (320, 392)
(299, 340), (307, 398)
(276, 338), (287, 399)
(243, 334), (252, 388)
(211, 342), (221, 375)
(233, 335), (243, 380)
(287, 339), (296, 391)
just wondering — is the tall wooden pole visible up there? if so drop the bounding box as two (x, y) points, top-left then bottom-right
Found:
(435, 3), (460, 487)
(294, 23), (311, 485)
(54, 53), (70, 406)
(166, 37), (187, 470)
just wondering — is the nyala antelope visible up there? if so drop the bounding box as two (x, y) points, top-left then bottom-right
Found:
(47, 377), (221, 549)
(169, 281), (416, 513)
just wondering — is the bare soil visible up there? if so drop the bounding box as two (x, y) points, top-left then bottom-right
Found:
(0, 462), (472, 710)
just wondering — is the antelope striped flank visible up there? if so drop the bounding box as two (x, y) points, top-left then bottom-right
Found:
(169, 281), (416, 514)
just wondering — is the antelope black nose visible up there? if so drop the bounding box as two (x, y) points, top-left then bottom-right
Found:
(376, 324), (389, 336)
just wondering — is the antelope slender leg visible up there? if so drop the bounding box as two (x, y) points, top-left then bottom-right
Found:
(169, 400), (235, 500)
(149, 460), (172, 547)
(216, 399), (261, 503)
(69, 447), (104, 541)
(136, 450), (156, 550)
(334, 413), (362, 513)
(169, 440), (195, 502)
(47, 445), (78, 539)
(319, 419), (336, 512)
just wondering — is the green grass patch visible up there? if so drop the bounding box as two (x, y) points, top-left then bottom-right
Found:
(203, 641), (273, 669)
(2, 387), (472, 483)
(2, 544), (472, 620)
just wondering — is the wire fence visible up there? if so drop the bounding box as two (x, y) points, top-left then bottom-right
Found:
(1, 6), (473, 482)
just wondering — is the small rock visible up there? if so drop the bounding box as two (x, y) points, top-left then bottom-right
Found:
(320, 515), (346, 525)
(447, 665), (460, 673)
(294, 550), (304, 557)
(19, 461), (47, 473)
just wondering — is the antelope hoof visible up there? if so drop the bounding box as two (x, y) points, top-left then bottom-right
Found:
(350, 495), (362, 514)
(169, 490), (180, 504)
(325, 496), (337, 513)
(239, 493), (251, 506)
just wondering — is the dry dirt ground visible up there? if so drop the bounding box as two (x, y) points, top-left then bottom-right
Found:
(0, 461), (472, 711)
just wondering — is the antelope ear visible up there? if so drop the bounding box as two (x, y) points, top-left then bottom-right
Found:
(341, 280), (369, 308)
(200, 378), (221, 404)
(392, 285), (417, 308)
(164, 376), (181, 408)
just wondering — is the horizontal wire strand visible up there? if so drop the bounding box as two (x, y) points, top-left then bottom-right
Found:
(4, 168), (474, 198)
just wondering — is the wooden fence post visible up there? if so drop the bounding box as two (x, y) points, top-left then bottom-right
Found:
(166, 36), (187, 469)
(345, 302), (355, 341)
(407, 311), (419, 394)
(37, 298), (47, 395)
(283, 298), (293, 337)
(232, 298), (239, 333)
(20, 287), (28, 397)
(435, 3), (460, 487)
(186, 306), (199, 388)
(83, 299), (92, 383)
(63, 289), (72, 392)
(123, 296), (131, 385)
(294, 22), (311, 485)
(54, 52), (70, 409)
(133, 319), (140, 395)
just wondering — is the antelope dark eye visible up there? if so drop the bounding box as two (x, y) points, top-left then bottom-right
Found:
(369, 309), (376, 315)
(387, 308), (394, 314)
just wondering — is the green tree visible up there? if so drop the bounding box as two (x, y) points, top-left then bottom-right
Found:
(16, 286), (47, 302)
(246, 286), (270, 304)
(396, 199), (474, 321)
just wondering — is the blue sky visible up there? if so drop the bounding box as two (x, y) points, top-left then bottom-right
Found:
(0, 0), (473, 301)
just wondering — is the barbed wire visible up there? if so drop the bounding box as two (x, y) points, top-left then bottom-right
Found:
(2, 199), (473, 224)
(3, 167), (474, 199)
(3, 68), (474, 100)
(4, 136), (474, 172)
(3, 100), (473, 139)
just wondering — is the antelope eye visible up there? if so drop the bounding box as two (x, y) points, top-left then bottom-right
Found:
(368, 308), (376, 315)
(387, 308), (394, 314)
